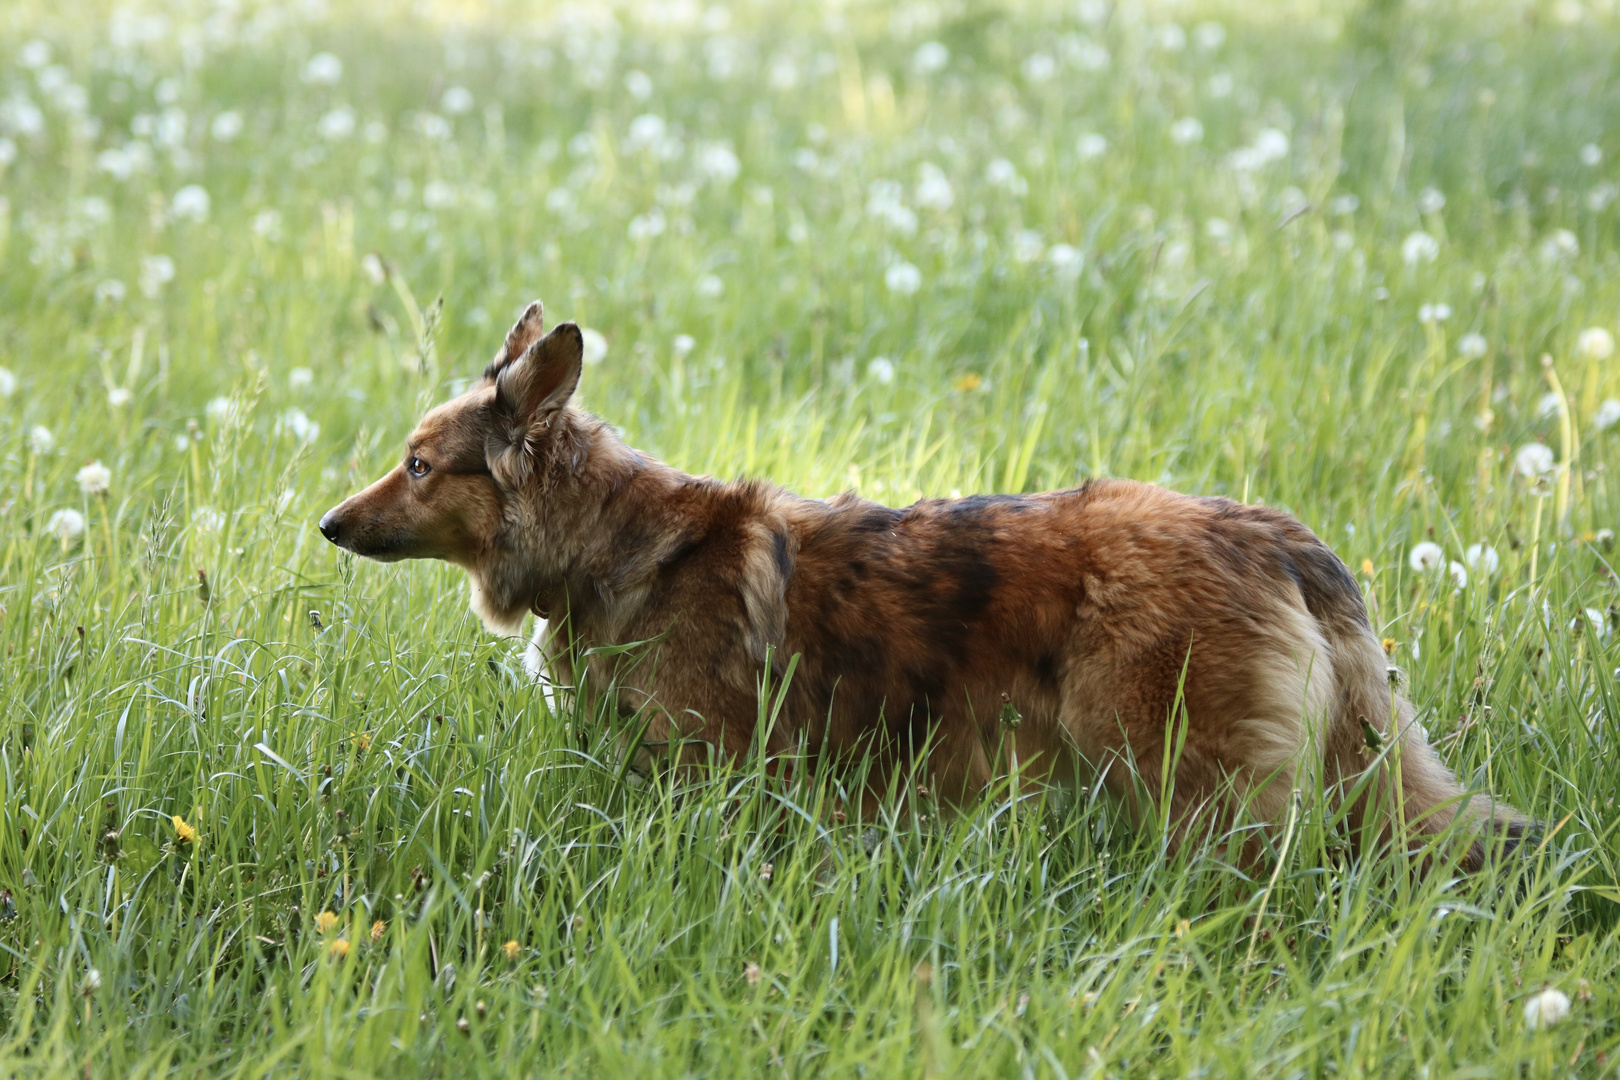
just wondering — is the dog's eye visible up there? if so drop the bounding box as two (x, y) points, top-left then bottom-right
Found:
(407, 455), (431, 477)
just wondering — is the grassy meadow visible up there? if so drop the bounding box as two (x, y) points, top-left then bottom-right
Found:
(3, 0), (1620, 1074)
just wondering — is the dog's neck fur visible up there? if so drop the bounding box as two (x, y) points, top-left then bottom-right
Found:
(466, 403), (691, 640)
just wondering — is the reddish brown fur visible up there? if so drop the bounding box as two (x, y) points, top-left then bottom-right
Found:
(320, 300), (1528, 867)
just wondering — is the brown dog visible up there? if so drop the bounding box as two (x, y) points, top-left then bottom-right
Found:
(320, 300), (1526, 866)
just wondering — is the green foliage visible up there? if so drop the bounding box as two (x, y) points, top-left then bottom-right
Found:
(0, 0), (1618, 1075)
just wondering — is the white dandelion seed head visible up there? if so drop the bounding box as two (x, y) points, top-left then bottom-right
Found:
(1169, 117), (1204, 146)
(0, 367), (15, 398)
(1523, 988), (1571, 1031)
(140, 255), (175, 298)
(1514, 442), (1557, 479)
(1408, 541), (1444, 573)
(1541, 229), (1579, 262)
(252, 210), (282, 240)
(1581, 143), (1603, 167)
(1402, 231), (1440, 268)
(867, 357), (895, 385)
(1022, 53), (1056, 83)
(1575, 326), (1614, 361)
(1592, 398), (1620, 431)
(580, 327), (608, 366)
(986, 158), (1026, 195)
(302, 53), (343, 86)
(1537, 391), (1565, 420)
(278, 407), (319, 444)
(289, 367), (314, 392)
(76, 460), (111, 495)
(1047, 244), (1084, 278)
(205, 396), (238, 425)
(107, 387), (132, 408)
(1329, 194), (1360, 215)
(1447, 561), (1469, 590)
(914, 163), (954, 212)
(95, 279), (127, 304)
(696, 141), (741, 186)
(1076, 133), (1108, 161)
(1418, 187), (1446, 215)
(318, 106), (355, 141)
(47, 507), (84, 543)
(884, 261), (922, 295)
(192, 506), (225, 533)
(625, 70), (654, 101)
(27, 425), (53, 454)
(1465, 543), (1500, 576)
(1456, 332), (1488, 359)
(1581, 608), (1610, 639)
(170, 185), (210, 223)
(440, 86), (474, 115)
(211, 110), (243, 142)
(19, 40), (51, 70)
(1193, 21), (1226, 50)
(912, 41), (949, 74)
(628, 208), (666, 241)
(1253, 128), (1289, 161)
(1417, 302), (1451, 324)
(672, 334), (696, 359)
(1012, 230), (1045, 264)
(695, 274), (725, 299)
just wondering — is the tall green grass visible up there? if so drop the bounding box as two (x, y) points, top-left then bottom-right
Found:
(0, 0), (1618, 1075)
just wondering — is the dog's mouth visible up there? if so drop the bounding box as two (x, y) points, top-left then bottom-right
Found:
(318, 510), (414, 561)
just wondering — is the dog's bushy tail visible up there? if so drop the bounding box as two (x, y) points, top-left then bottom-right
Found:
(1291, 537), (1533, 868)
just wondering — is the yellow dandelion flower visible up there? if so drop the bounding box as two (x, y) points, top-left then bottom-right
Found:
(329, 938), (350, 958)
(503, 939), (521, 960)
(1360, 559), (1375, 577)
(352, 732), (371, 751)
(1381, 637), (1397, 655)
(316, 910), (340, 935)
(953, 373), (983, 392)
(371, 920), (387, 943)
(172, 814), (197, 844)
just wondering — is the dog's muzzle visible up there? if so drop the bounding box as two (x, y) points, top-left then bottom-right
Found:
(318, 509), (343, 545)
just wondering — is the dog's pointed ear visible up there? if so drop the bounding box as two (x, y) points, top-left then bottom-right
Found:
(485, 300), (545, 380)
(495, 322), (583, 424)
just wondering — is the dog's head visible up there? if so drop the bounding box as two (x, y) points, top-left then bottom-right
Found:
(317, 298), (583, 579)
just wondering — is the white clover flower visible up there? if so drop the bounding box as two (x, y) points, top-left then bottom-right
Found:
(1541, 229), (1579, 261)
(302, 53), (343, 85)
(1409, 541), (1444, 573)
(1515, 442), (1557, 479)
(206, 396), (237, 425)
(107, 387), (132, 408)
(1402, 231), (1440, 268)
(76, 460), (111, 495)
(252, 210), (282, 240)
(1194, 21), (1226, 50)
(47, 507), (84, 544)
(986, 158), (1026, 195)
(1418, 187), (1446, 215)
(867, 357), (895, 384)
(672, 334), (696, 359)
(1417, 302), (1451, 324)
(1446, 561), (1469, 590)
(696, 142), (741, 186)
(1047, 244), (1084, 278)
(278, 407), (319, 443)
(440, 86), (474, 115)
(628, 208), (666, 241)
(885, 261), (922, 296)
(695, 274), (724, 299)
(211, 111), (243, 141)
(912, 41), (949, 74)
(1022, 53), (1056, 82)
(1169, 117), (1204, 146)
(139, 255), (175, 298)
(1456, 332), (1488, 359)
(0, 366), (15, 398)
(1581, 143), (1603, 167)
(192, 506), (225, 533)
(318, 106), (355, 141)
(914, 163), (954, 211)
(1576, 327), (1614, 360)
(1076, 133), (1108, 161)
(1465, 543), (1500, 576)
(27, 425), (53, 454)
(1537, 391), (1564, 420)
(580, 327), (608, 366)
(1592, 398), (1620, 431)
(1523, 987), (1571, 1031)
(171, 185), (210, 223)
(1012, 230), (1045, 264)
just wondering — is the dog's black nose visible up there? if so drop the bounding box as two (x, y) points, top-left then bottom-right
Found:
(318, 511), (341, 544)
